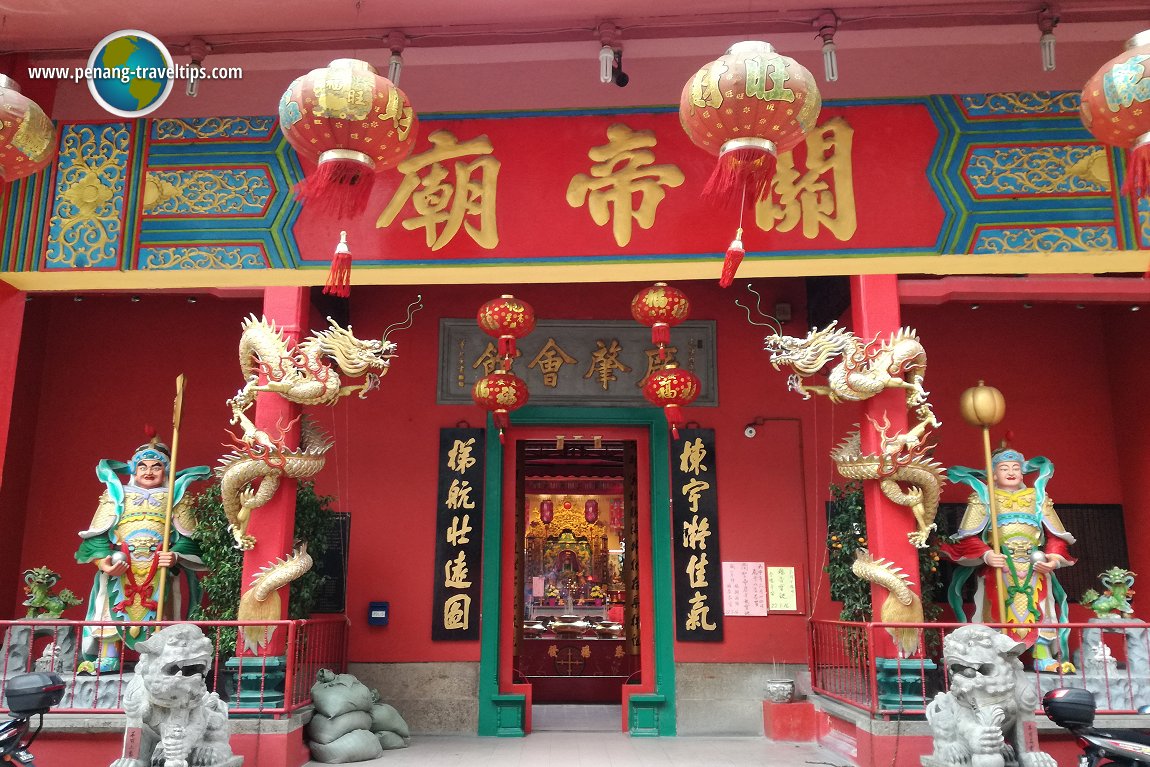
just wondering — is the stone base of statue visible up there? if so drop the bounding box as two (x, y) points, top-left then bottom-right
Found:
(2, 623), (79, 678)
(1029, 617), (1150, 710)
(876, 657), (937, 712)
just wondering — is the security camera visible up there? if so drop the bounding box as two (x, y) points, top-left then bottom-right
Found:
(744, 425), (757, 439)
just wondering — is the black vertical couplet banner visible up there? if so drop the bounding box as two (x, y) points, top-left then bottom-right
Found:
(431, 428), (486, 640)
(670, 428), (724, 641)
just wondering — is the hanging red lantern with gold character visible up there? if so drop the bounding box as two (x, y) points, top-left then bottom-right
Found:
(279, 58), (418, 219)
(478, 295), (536, 362)
(642, 365), (700, 439)
(1081, 31), (1150, 199)
(679, 41), (821, 287)
(539, 499), (554, 524)
(584, 499), (599, 524)
(473, 370), (529, 441)
(631, 282), (690, 359)
(0, 75), (57, 185)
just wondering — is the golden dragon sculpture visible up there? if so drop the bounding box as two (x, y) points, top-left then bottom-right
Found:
(227, 314), (397, 423)
(762, 320), (939, 427)
(831, 415), (946, 549)
(740, 286), (942, 654)
(238, 543), (314, 653)
(851, 548), (923, 657)
(223, 300), (419, 649)
(217, 416), (332, 550)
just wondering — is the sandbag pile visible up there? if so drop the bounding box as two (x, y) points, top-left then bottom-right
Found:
(306, 669), (411, 763)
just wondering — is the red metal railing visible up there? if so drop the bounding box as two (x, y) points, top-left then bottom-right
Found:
(0, 616), (348, 717)
(810, 619), (1150, 717)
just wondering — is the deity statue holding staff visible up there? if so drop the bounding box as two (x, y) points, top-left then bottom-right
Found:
(74, 431), (210, 673)
(941, 446), (1076, 672)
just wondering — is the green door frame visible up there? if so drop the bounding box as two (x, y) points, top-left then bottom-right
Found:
(476, 406), (676, 736)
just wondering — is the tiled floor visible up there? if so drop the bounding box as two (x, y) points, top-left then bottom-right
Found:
(303, 706), (854, 767)
(304, 732), (852, 766)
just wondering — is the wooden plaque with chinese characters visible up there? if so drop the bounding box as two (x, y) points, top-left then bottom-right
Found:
(437, 319), (717, 407)
(431, 428), (485, 640)
(670, 428), (723, 641)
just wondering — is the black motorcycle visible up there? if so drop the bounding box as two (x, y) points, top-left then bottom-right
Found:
(1, 672), (65, 766)
(1043, 687), (1150, 766)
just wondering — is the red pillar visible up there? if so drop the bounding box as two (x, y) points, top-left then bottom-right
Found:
(0, 281), (25, 496)
(238, 287), (308, 655)
(850, 275), (922, 657)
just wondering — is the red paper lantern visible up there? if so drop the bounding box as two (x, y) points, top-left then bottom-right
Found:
(1081, 31), (1150, 198)
(279, 58), (418, 219)
(631, 283), (691, 359)
(539, 499), (554, 524)
(473, 370), (529, 439)
(642, 365), (701, 439)
(679, 41), (821, 287)
(584, 499), (599, 524)
(477, 295), (536, 362)
(0, 75), (57, 184)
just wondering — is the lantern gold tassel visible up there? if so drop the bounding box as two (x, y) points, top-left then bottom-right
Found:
(323, 231), (352, 298)
(720, 228), (746, 289)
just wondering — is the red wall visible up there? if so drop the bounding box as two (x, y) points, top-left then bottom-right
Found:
(13, 293), (261, 619)
(11, 287), (1144, 668)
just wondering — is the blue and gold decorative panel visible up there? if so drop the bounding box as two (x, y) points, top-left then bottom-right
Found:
(0, 169), (54, 272)
(964, 145), (1110, 198)
(928, 93), (1134, 254)
(142, 168), (273, 217)
(150, 116), (277, 142)
(973, 226), (1117, 254)
(43, 123), (135, 270)
(959, 91), (1080, 119)
(136, 244), (268, 269)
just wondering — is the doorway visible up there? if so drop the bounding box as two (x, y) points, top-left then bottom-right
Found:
(514, 437), (640, 712)
(478, 407), (676, 737)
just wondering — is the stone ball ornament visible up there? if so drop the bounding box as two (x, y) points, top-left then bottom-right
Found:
(279, 58), (419, 219)
(1080, 30), (1150, 199)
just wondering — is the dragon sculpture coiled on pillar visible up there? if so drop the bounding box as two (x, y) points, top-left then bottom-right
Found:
(741, 285), (941, 656)
(222, 301), (420, 650)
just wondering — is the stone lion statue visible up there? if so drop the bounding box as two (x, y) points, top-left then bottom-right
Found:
(109, 624), (242, 767)
(922, 624), (1055, 767)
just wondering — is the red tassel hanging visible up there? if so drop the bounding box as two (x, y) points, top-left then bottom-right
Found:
(1124, 134), (1150, 199)
(295, 156), (377, 220)
(323, 231), (352, 298)
(703, 144), (777, 206)
(719, 228), (745, 289)
(498, 336), (516, 359)
(652, 323), (670, 359)
(664, 404), (685, 440)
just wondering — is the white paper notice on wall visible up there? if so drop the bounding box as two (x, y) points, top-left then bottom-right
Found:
(532, 576), (544, 597)
(767, 566), (798, 612)
(721, 561), (768, 616)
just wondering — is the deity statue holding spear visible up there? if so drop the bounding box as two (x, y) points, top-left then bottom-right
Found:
(75, 375), (210, 674)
